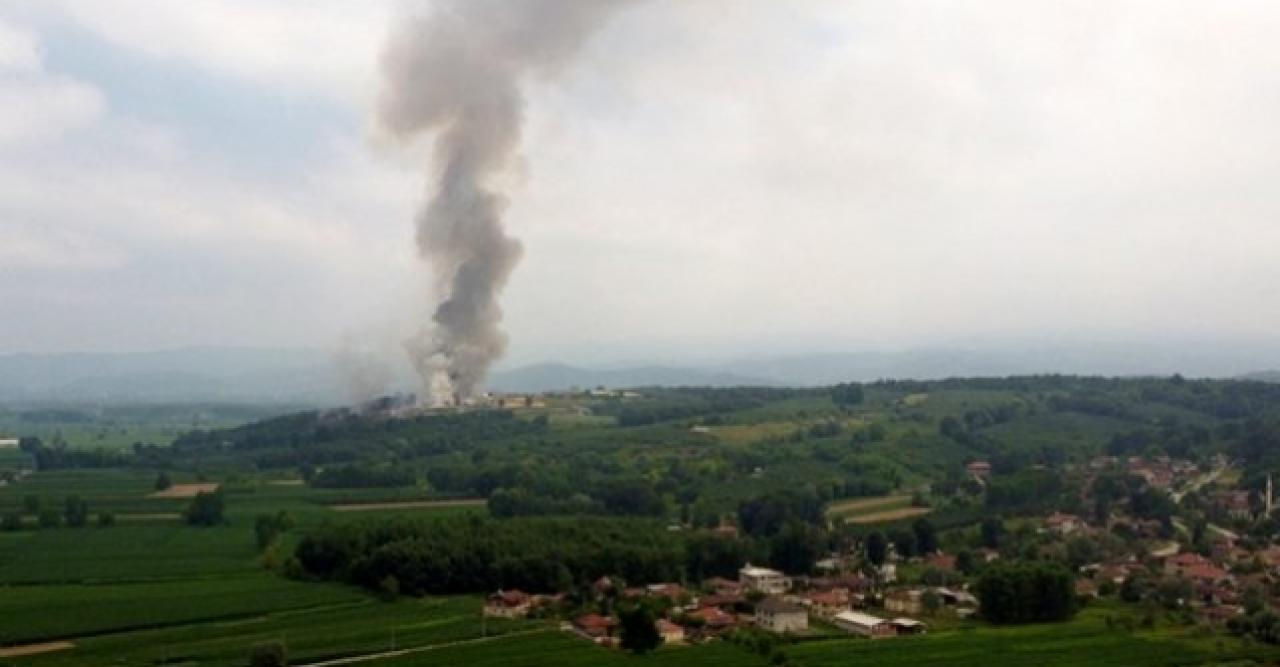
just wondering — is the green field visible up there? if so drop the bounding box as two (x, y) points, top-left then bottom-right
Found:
(787, 605), (1271, 667)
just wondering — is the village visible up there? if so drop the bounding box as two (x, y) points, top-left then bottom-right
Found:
(476, 451), (1280, 651)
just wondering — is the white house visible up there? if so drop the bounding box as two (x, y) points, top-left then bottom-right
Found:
(755, 597), (807, 633)
(0, 438), (20, 449)
(740, 564), (791, 595)
(833, 610), (895, 638)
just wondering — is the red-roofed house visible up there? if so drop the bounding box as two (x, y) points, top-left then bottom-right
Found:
(573, 614), (616, 642)
(484, 589), (531, 618)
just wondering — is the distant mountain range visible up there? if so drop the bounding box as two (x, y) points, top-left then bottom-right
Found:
(3, 343), (1280, 405)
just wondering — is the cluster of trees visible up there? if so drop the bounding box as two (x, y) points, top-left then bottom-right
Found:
(17, 437), (128, 470)
(976, 560), (1078, 624)
(309, 464), (416, 489)
(294, 516), (688, 595)
(171, 409), (546, 469)
(185, 490), (226, 526)
(0, 494), (112, 530)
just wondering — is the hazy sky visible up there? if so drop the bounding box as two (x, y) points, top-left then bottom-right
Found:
(3, 1), (1279, 366)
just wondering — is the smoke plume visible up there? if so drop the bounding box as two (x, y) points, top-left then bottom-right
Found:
(379, 1), (631, 403)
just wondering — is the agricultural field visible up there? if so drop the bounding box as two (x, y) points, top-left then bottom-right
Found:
(787, 604), (1272, 667)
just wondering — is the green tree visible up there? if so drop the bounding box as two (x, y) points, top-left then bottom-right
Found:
(22, 495), (39, 514)
(38, 509), (61, 528)
(255, 511), (294, 550)
(912, 518), (937, 554)
(865, 531), (888, 566)
(619, 605), (661, 654)
(976, 560), (1078, 624)
(249, 641), (287, 667)
(154, 471), (173, 491)
(831, 383), (865, 407)
(185, 490), (226, 526)
(98, 511), (116, 527)
(64, 495), (89, 527)
(981, 516), (1005, 549)
(1, 512), (22, 531)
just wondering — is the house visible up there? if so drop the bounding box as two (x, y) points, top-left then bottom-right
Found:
(656, 619), (685, 644)
(832, 610), (895, 637)
(0, 438), (19, 449)
(1212, 491), (1253, 521)
(1182, 562), (1230, 585)
(884, 589), (924, 615)
(646, 583), (687, 602)
(573, 614), (616, 642)
(740, 564), (791, 595)
(966, 461), (992, 480)
(976, 547), (1000, 563)
(688, 607), (737, 633)
(801, 588), (850, 617)
(890, 617), (927, 635)
(1075, 579), (1100, 598)
(934, 587), (978, 608)
(755, 597), (808, 633)
(878, 563), (898, 583)
(593, 576), (616, 597)
(1044, 512), (1083, 535)
(926, 553), (957, 572)
(705, 577), (743, 595)
(483, 589), (531, 618)
(1165, 552), (1212, 577)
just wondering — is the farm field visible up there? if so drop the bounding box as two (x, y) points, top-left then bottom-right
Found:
(14, 595), (537, 667)
(825, 494), (926, 523)
(370, 631), (770, 667)
(787, 605), (1271, 667)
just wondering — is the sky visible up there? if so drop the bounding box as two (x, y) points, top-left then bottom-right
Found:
(2, 1), (1280, 369)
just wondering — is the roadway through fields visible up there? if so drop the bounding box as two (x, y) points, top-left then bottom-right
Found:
(295, 628), (550, 666)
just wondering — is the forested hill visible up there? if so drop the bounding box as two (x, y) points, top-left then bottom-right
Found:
(47, 376), (1266, 526)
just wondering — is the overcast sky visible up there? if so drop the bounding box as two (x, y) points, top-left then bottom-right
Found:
(2, 1), (1279, 367)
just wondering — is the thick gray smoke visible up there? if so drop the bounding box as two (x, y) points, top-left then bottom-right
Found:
(379, 0), (631, 404)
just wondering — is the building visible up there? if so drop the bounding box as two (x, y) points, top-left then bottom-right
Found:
(802, 589), (850, 617)
(926, 553), (957, 572)
(966, 460), (992, 480)
(740, 564), (791, 595)
(1212, 491), (1253, 521)
(884, 589), (924, 615)
(755, 597), (808, 633)
(833, 610), (895, 637)
(688, 607), (737, 633)
(573, 614), (616, 642)
(0, 438), (19, 449)
(483, 589), (531, 618)
(890, 618), (927, 635)
(1165, 552), (1212, 577)
(656, 619), (685, 644)
(1044, 512), (1083, 535)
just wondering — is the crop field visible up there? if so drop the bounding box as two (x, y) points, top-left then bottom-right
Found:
(14, 595), (538, 667)
(787, 606), (1270, 667)
(372, 631), (770, 667)
(825, 494), (915, 521)
(1, 575), (364, 643)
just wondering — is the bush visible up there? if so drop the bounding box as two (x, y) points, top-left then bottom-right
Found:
(97, 511), (116, 527)
(38, 509), (61, 529)
(249, 641), (287, 666)
(1, 512), (22, 532)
